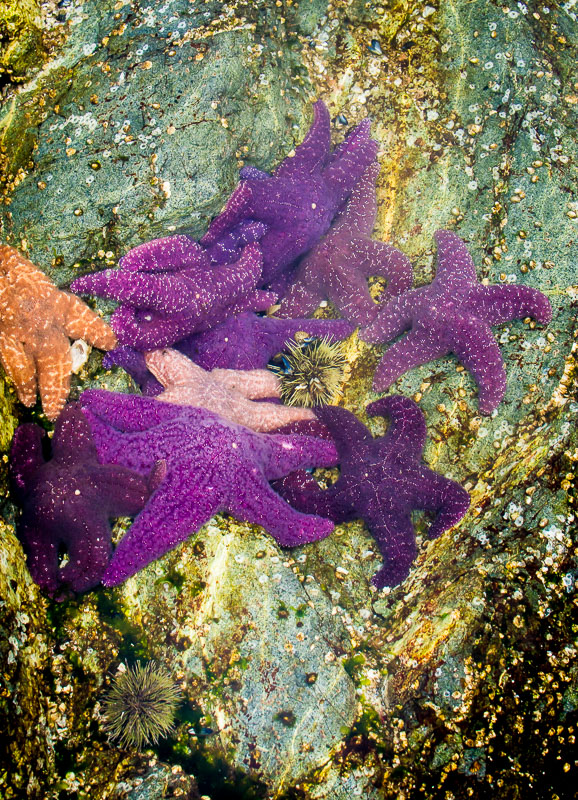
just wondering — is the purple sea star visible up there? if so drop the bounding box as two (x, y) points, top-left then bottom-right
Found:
(103, 345), (164, 396)
(200, 101), (379, 285)
(202, 220), (268, 265)
(145, 347), (315, 432)
(79, 390), (339, 586)
(71, 239), (276, 349)
(9, 403), (153, 600)
(177, 311), (354, 371)
(361, 230), (552, 414)
(278, 162), (412, 325)
(275, 396), (470, 588)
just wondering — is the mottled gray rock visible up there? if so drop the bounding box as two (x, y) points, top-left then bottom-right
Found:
(114, 763), (199, 800)
(0, 0), (317, 281)
(119, 518), (356, 793)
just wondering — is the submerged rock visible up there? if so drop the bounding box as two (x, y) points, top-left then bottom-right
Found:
(0, 0), (576, 797)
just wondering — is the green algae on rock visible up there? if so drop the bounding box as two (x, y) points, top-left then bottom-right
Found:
(0, 0), (43, 83)
(0, 0), (314, 279)
(0, 519), (56, 797)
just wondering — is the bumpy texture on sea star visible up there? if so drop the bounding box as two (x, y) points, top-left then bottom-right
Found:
(0, 244), (117, 420)
(179, 311), (354, 371)
(278, 162), (412, 325)
(275, 396), (470, 588)
(361, 230), (552, 414)
(202, 220), (268, 265)
(80, 390), (339, 586)
(200, 100), (379, 285)
(9, 403), (152, 599)
(145, 348), (315, 432)
(71, 239), (276, 349)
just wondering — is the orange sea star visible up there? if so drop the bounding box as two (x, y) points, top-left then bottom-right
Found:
(0, 244), (117, 420)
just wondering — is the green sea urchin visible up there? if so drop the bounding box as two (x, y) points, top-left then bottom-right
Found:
(101, 662), (180, 750)
(272, 336), (347, 407)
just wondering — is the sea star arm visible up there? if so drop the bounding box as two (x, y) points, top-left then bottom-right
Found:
(145, 348), (203, 388)
(264, 431), (339, 478)
(118, 235), (205, 272)
(277, 281), (324, 319)
(366, 510), (418, 588)
(0, 332), (37, 406)
(433, 230), (478, 285)
(366, 396), (427, 459)
(74, 269), (210, 313)
(87, 465), (151, 517)
(110, 303), (207, 350)
(351, 239), (413, 297)
(21, 510), (114, 599)
(323, 118), (378, 207)
(200, 181), (253, 246)
(360, 290), (422, 344)
(324, 262), (384, 326)
(73, 244), (263, 316)
(57, 512), (114, 595)
(210, 367), (281, 399)
(48, 402), (101, 465)
(414, 468), (470, 540)
(332, 162), (379, 236)
(315, 404), (375, 449)
(239, 166), (270, 180)
(111, 288), (276, 349)
(468, 283), (552, 326)
(16, 520), (62, 597)
(203, 221), (268, 265)
(81, 389), (180, 432)
(451, 316), (507, 414)
(35, 332), (73, 421)
(229, 472), (335, 547)
(82, 411), (157, 474)
(273, 470), (345, 521)
(370, 328), (450, 393)
(274, 100), (331, 178)
(55, 292), (117, 349)
(9, 423), (46, 493)
(102, 468), (223, 586)
(242, 181), (317, 228)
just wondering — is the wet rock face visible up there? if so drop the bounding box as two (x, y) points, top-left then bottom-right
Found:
(0, 521), (56, 797)
(133, 521), (356, 792)
(0, 0), (313, 280)
(0, 0), (577, 798)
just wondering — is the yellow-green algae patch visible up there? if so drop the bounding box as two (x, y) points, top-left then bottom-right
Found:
(0, 374), (16, 451)
(0, 0), (43, 83)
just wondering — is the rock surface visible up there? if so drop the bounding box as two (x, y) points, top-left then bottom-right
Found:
(0, 0), (44, 83)
(0, 0), (576, 798)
